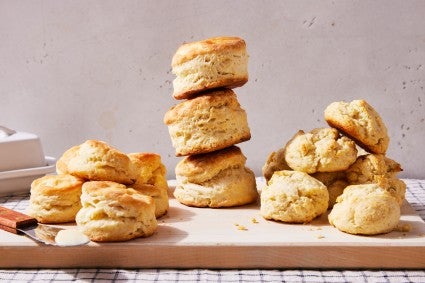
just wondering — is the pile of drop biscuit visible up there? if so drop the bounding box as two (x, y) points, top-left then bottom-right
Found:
(28, 140), (168, 242)
(262, 99), (406, 235)
(164, 36), (258, 208)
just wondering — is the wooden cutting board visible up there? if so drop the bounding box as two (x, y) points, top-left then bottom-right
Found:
(1, 179), (424, 269)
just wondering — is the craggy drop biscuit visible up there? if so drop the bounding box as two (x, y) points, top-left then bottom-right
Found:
(346, 154), (405, 205)
(328, 184), (400, 235)
(324, 99), (389, 154)
(284, 128), (358, 174)
(311, 171), (348, 209)
(260, 170), (329, 223)
(128, 152), (169, 218)
(171, 36), (248, 99)
(28, 174), (84, 223)
(174, 146), (258, 207)
(75, 181), (157, 242)
(164, 89), (251, 156)
(56, 140), (137, 185)
(262, 146), (291, 183)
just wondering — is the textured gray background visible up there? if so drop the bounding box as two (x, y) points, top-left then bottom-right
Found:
(1, 1), (424, 178)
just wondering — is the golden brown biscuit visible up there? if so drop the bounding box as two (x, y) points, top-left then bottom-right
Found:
(262, 146), (291, 183)
(328, 184), (400, 235)
(171, 36), (248, 99)
(346, 154), (405, 205)
(174, 146), (258, 207)
(56, 140), (137, 185)
(324, 99), (389, 154)
(284, 128), (358, 174)
(164, 89), (251, 156)
(28, 174), (84, 223)
(128, 152), (169, 218)
(260, 170), (329, 223)
(311, 171), (348, 209)
(75, 181), (157, 242)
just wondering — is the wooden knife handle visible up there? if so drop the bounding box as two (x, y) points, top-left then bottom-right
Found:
(0, 206), (37, 229)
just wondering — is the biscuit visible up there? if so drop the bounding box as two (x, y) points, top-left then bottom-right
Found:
(324, 99), (389, 154)
(346, 154), (405, 205)
(173, 146), (258, 207)
(311, 171), (348, 209)
(56, 140), (137, 185)
(328, 184), (400, 235)
(75, 181), (157, 242)
(128, 152), (169, 218)
(262, 146), (291, 183)
(284, 128), (358, 174)
(260, 170), (329, 223)
(171, 36), (248, 99)
(28, 174), (84, 223)
(164, 89), (251, 156)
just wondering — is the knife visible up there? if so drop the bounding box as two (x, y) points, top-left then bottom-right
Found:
(0, 206), (89, 246)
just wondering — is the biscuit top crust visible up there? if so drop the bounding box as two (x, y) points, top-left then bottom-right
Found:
(31, 174), (84, 195)
(175, 146), (246, 183)
(82, 181), (153, 209)
(172, 36), (246, 66)
(163, 88), (239, 124)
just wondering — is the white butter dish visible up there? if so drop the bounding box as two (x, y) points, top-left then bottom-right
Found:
(0, 128), (46, 172)
(0, 156), (56, 196)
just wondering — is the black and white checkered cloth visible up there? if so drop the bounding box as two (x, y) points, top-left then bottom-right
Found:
(1, 179), (424, 283)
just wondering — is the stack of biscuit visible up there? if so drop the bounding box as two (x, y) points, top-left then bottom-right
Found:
(164, 36), (258, 208)
(28, 139), (168, 242)
(261, 99), (405, 235)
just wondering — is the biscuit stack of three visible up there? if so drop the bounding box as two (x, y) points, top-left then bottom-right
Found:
(28, 140), (169, 242)
(261, 99), (405, 235)
(164, 36), (258, 208)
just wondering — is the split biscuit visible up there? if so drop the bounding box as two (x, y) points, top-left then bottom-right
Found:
(171, 36), (248, 99)
(76, 181), (157, 242)
(174, 146), (258, 207)
(28, 174), (84, 223)
(260, 170), (329, 223)
(328, 184), (400, 235)
(284, 128), (358, 174)
(128, 152), (169, 218)
(324, 99), (389, 154)
(56, 140), (137, 185)
(164, 89), (251, 156)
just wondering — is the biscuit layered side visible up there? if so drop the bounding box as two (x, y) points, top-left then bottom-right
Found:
(262, 99), (405, 235)
(28, 139), (168, 242)
(165, 36), (258, 208)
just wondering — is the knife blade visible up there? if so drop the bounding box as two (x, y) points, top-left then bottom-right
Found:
(0, 205), (89, 246)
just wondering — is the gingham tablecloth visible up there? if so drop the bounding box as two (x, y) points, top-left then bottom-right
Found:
(0, 179), (424, 283)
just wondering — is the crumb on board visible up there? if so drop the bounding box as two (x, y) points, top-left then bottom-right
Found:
(251, 218), (259, 224)
(394, 223), (412, 233)
(316, 235), (325, 239)
(234, 223), (248, 231)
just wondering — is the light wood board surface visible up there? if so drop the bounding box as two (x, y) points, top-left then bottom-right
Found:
(1, 179), (424, 269)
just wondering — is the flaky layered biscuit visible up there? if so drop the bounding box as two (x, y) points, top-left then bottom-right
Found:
(164, 89), (251, 156)
(324, 99), (389, 154)
(174, 146), (258, 207)
(328, 184), (400, 235)
(260, 170), (329, 223)
(28, 174), (84, 223)
(56, 140), (137, 185)
(346, 154), (405, 205)
(128, 152), (169, 218)
(75, 181), (157, 242)
(284, 128), (358, 174)
(171, 36), (248, 99)
(262, 146), (291, 183)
